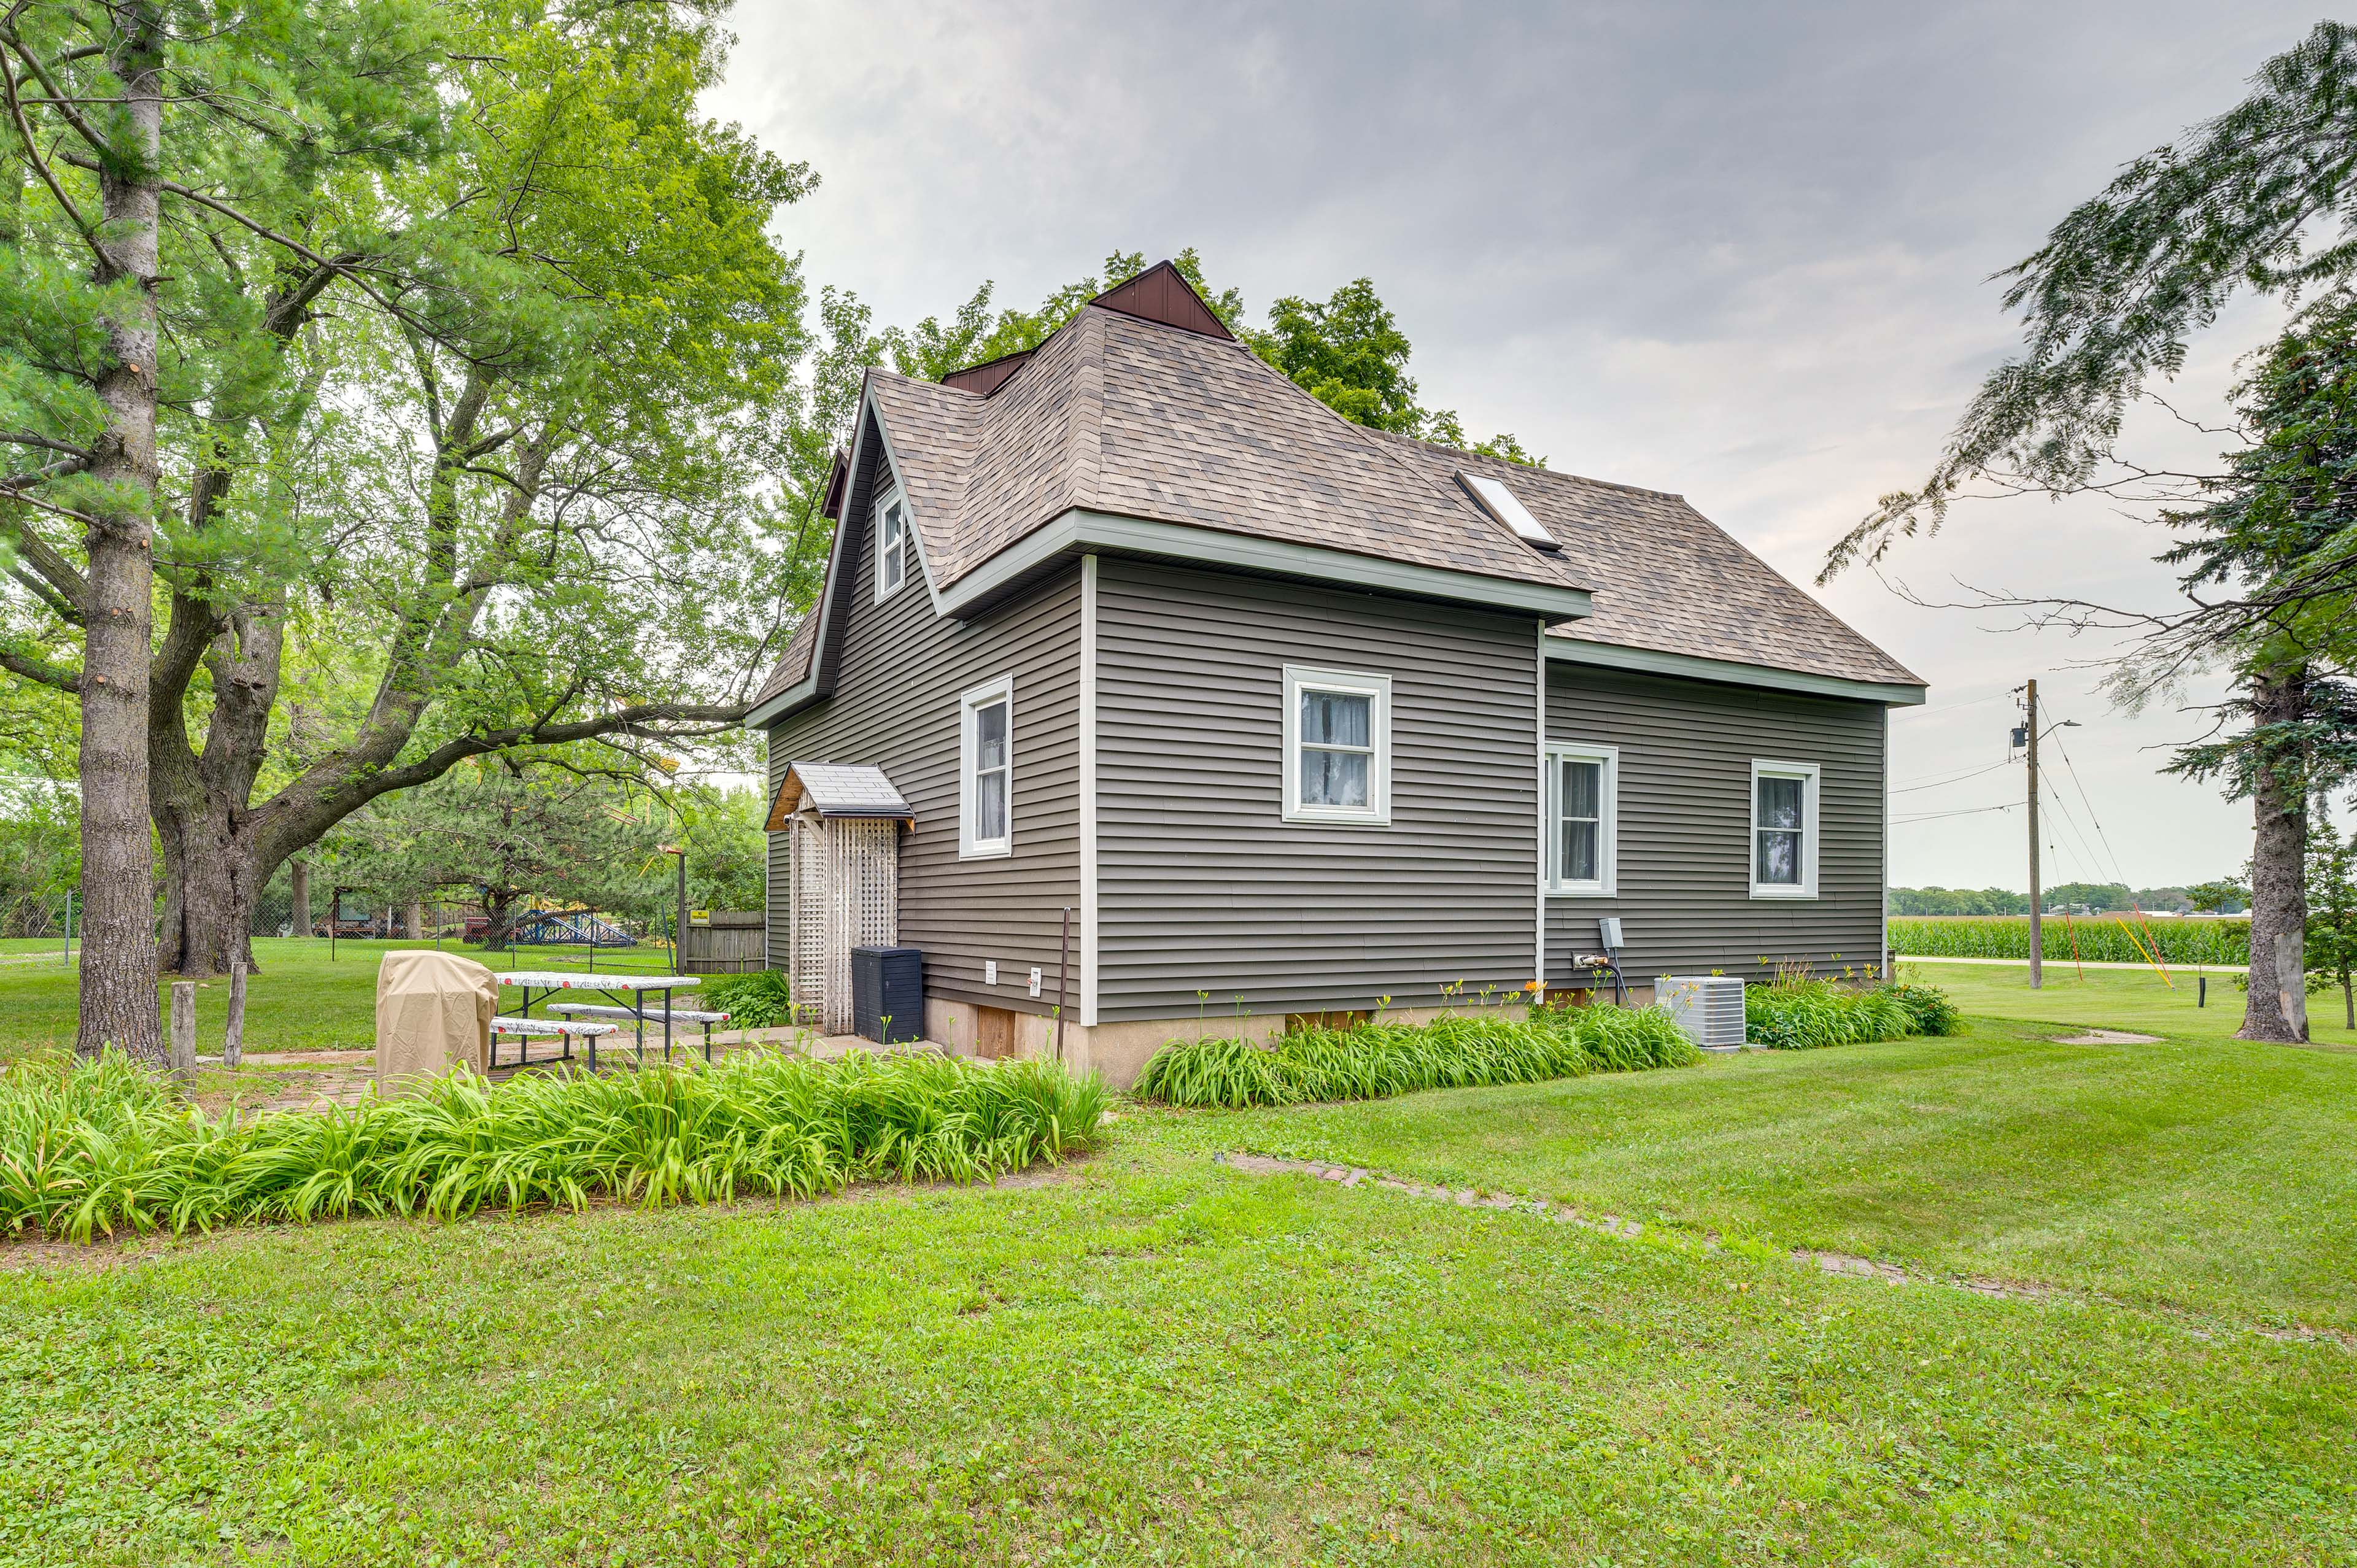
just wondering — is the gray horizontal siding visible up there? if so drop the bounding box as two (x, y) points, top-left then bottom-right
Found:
(1545, 665), (1886, 983)
(765, 422), (1081, 1016)
(1096, 559), (1541, 1020)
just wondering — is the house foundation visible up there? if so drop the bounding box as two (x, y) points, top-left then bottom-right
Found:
(923, 995), (1596, 1090)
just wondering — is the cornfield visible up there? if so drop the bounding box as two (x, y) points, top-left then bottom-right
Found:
(0, 1049), (1107, 1243)
(1891, 916), (2248, 967)
(1131, 1004), (1698, 1110)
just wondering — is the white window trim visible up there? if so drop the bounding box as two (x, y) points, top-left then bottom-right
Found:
(1749, 759), (1820, 900)
(959, 674), (1014, 859)
(873, 485), (909, 604)
(1281, 665), (1391, 825)
(1546, 743), (1619, 896)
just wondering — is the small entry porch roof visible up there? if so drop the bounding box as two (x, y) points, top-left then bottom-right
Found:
(764, 762), (915, 831)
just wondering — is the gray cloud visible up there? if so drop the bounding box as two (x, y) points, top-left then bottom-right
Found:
(712, 1), (2340, 887)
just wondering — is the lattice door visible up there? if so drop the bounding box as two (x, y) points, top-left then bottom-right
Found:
(790, 819), (826, 1018)
(796, 816), (901, 1035)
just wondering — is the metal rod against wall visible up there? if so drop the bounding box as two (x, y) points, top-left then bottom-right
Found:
(1055, 906), (1072, 1064)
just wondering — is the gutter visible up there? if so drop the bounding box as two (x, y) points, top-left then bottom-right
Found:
(1544, 634), (1927, 707)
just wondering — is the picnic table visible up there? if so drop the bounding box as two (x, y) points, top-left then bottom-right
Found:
(495, 971), (705, 1072)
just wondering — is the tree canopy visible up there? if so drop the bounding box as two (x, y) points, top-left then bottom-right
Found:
(1, 1), (821, 1022)
(1825, 20), (2357, 587)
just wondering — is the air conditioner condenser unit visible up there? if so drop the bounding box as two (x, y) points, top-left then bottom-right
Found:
(1654, 975), (1748, 1051)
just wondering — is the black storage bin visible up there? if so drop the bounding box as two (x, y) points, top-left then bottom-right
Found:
(851, 946), (924, 1044)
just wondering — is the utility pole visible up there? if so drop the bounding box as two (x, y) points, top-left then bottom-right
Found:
(2025, 679), (2043, 990)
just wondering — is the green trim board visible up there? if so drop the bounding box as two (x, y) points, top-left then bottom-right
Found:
(1544, 634), (1927, 707)
(948, 508), (1597, 622)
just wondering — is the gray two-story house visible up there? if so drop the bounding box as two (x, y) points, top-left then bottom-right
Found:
(749, 262), (1922, 1084)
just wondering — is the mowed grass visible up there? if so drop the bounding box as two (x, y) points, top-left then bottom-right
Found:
(0, 937), (686, 1063)
(5, 1126), (2353, 1567)
(1898, 957), (2357, 1048)
(4, 970), (2356, 1562)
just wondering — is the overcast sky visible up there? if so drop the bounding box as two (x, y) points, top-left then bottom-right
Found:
(709, 1), (2340, 892)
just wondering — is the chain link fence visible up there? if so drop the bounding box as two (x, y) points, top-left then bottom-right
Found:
(1, 889), (699, 975)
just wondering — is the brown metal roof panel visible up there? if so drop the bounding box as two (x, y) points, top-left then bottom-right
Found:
(1088, 260), (1236, 341)
(941, 347), (1035, 396)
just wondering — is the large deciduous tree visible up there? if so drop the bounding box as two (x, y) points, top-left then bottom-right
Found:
(2, 2), (815, 1056)
(1822, 22), (2357, 1042)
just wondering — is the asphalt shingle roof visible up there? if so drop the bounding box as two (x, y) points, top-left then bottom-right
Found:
(770, 762), (911, 821)
(757, 299), (1919, 703)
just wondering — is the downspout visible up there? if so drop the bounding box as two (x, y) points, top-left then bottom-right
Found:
(1079, 554), (1099, 1028)
(1881, 705), (1892, 981)
(1535, 620), (1547, 992)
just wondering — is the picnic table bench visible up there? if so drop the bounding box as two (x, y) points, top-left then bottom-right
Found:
(489, 1016), (619, 1072)
(548, 1002), (732, 1063)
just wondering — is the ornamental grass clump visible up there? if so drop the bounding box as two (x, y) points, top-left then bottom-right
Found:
(1743, 974), (1945, 1049)
(0, 1049), (1106, 1243)
(1131, 1003), (1697, 1110)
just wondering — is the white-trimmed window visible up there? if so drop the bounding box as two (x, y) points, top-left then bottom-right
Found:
(1750, 760), (1820, 898)
(959, 676), (1013, 858)
(874, 487), (910, 602)
(1282, 666), (1390, 824)
(1547, 744), (1618, 895)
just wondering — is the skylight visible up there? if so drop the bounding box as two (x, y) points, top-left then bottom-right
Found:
(1457, 472), (1561, 552)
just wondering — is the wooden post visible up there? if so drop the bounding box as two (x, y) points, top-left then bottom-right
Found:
(168, 980), (196, 1080)
(2026, 679), (2043, 991)
(223, 960), (247, 1069)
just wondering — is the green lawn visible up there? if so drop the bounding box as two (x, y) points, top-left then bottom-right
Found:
(1897, 957), (2357, 1049)
(0, 937), (687, 1062)
(1169, 1018), (2357, 1334)
(4, 971), (2356, 1564)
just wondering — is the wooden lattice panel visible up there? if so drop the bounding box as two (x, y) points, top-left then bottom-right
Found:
(791, 814), (901, 1036)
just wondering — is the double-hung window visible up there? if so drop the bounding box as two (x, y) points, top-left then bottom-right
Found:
(1282, 666), (1390, 824)
(875, 488), (909, 602)
(959, 676), (1013, 858)
(1749, 760), (1819, 898)
(1546, 744), (1617, 894)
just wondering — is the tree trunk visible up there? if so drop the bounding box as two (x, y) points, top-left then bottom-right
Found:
(404, 900), (424, 940)
(73, 12), (167, 1064)
(154, 807), (263, 979)
(2237, 670), (2310, 1043)
(291, 857), (312, 937)
(485, 889), (518, 949)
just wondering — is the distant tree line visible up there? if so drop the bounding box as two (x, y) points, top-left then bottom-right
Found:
(1886, 884), (2234, 916)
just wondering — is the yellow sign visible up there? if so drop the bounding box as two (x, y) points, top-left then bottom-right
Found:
(689, 910), (710, 927)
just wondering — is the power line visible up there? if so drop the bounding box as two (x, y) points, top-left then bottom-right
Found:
(1894, 801), (2021, 825)
(2045, 722), (2137, 890)
(1893, 757), (2019, 794)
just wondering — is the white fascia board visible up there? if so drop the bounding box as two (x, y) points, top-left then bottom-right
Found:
(942, 508), (1598, 622)
(744, 384), (907, 732)
(1544, 634), (1927, 707)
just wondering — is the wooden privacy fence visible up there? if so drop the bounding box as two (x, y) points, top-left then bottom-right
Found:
(680, 911), (765, 974)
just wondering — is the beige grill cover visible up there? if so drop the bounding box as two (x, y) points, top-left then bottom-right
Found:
(374, 950), (498, 1094)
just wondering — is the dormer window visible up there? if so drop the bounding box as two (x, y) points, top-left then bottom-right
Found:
(875, 488), (909, 601)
